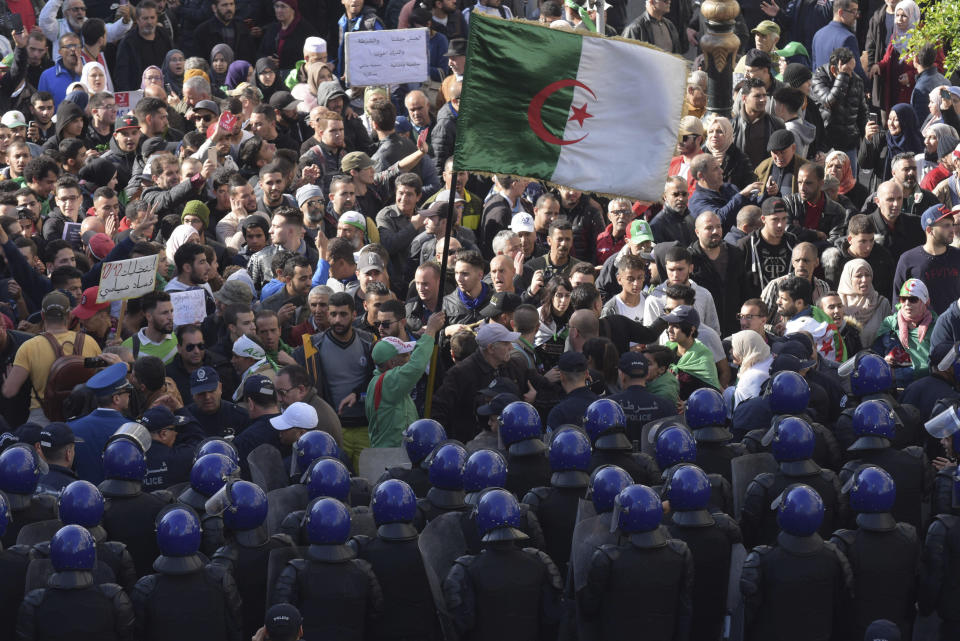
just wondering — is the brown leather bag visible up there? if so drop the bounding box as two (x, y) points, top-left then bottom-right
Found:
(41, 331), (94, 422)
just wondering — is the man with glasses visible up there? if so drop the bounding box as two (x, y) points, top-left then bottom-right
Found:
(39, 0), (132, 62)
(894, 205), (960, 315)
(85, 92), (117, 150)
(274, 365), (342, 445)
(37, 34), (84, 108)
(166, 324), (212, 401)
(622, 0), (682, 54)
(811, 0), (866, 81)
(42, 176), (82, 241)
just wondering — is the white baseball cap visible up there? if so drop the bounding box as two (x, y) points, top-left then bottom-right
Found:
(270, 401), (319, 431)
(510, 212), (535, 234)
(232, 335), (265, 360)
(1, 110), (27, 129)
(477, 322), (520, 348)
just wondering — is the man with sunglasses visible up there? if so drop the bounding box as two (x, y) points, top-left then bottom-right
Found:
(668, 116), (707, 194)
(167, 324), (224, 403)
(187, 100), (220, 134)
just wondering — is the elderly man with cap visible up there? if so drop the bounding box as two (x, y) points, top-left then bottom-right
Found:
(735, 22), (782, 83)
(231, 335), (276, 402)
(185, 365), (250, 438)
(755, 129), (803, 198)
(608, 352), (676, 441)
(366, 310), (445, 448)
(69, 362), (134, 484)
(72, 286), (113, 347)
(142, 405), (204, 490)
(545, 351), (598, 432)
(36, 422), (84, 495)
(669, 116), (707, 194)
(271, 401), (318, 453)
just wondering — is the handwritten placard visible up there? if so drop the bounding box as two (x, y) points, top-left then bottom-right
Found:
(96, 254), (159, 302)
(114, 90), (143, 118)
(345, 28), (429, 87)
(170, 289), (207, 327)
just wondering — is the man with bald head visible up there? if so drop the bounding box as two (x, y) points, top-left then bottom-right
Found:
(868, 180), (922, 259)
(760, 241), (831, 326)
(568, 308), (599, 353)
(404, 90), (433, 138)
(488, 254), (517, 294)
(689, 210), (745, 336)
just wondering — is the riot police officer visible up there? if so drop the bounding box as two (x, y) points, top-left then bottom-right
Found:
(443, 489), (563, 641)
(578, 484), (694, 640)
(524, 427), (591, 577)
(839, 399), (932, 532)
(920, 449), (960, 640)
(583, 399), (659, 485)
(741, 484), (854, 641)
(500, 402), (552, 499)
(0, 491), (30, 641)
(653, 424), (733, 515)
(18, 525), (136, 641)
(140, 406), (201, 491)
(208, 480), (297, 641)
(99, 433), (175, 578)
(418, 442), (470, 523)
(353, 479), (442, 641)
(272, 498), (384, 641)
(830, 466), (920, 640)
(684, 388), (746, 482)
(740, 417), (845, 548)
(0, 443), (56, 547)
(196, 438), (241, 465)
(131, 507), (242, 641)
(291, 430), (352, 485)
(177, 453), (240, 556)
(377, 419), (447, 498)
(663, 464), (743, 641)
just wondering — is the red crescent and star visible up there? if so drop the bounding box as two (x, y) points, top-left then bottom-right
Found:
(527, 78), (597, 146)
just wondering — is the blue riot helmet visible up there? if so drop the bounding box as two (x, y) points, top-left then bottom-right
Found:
(463, 449), (508, 501)
(304, 457), (351, 502)
(190, 453), (240, 497)
(402, 419), (447, 466)
(0, 443), (46, 509)
(588, 465), (633, 514)
(371, 479), (418, 540)
(427, 442), (468, 491)
(50, 524), (97, 572)
(294, 431), (339, 476)
(476, 488), (528, 542)
(58, 480), (104, 528)
(612, 484), (663, 534)
(663, 464), (712, 526)
(548, 427), (591, 488)
(653, 425), (697, 471)
(305, 497), (352, 547)
(766, 371), (811, 415)
(773, 484), (824, 536)
(101, 437), (147, 494)
(685, 388), (730, 442)
(584, 399), (627, 442)
(205, 480), (269, 538)
(499, 402), (545, 455)
(196, 438), (240, 465)
(840, 352), (893, 397)
(0, 491), (10, 539)
(849, 399), (897, 451)
(842, 466), (896, 531)
(156, 507), (203, 572)
(767, 417), (817, 474)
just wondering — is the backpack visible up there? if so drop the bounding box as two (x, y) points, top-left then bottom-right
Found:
(41, 331), (94, 421)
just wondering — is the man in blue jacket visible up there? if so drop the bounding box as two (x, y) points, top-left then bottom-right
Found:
(811, 0), (866, 80)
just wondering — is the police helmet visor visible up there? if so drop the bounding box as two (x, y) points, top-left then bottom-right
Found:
(110, 422), (152, 453)
(204, 481), (234, 516)
(925, 403), (960, 439)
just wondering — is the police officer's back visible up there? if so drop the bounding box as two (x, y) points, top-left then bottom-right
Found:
(376, 419), (446, 498)
(607, 352), (675, 444)
(584, 398), (659, 485)
(417, 442), (470, 523)
(741, 485), (853, 641)
(499, 402), (552, 499)
(131, 507), (242, 641)
(654, 425), (733, 516)
(177, 453), (240, 556)
(141, 406), (204, 491)
(0, 444), (57, 548)
(18, 525), (136, 641)
(0, 492), (30, 641)
(578, 484), (694, 641)
(545, 352), (598, 432)
(271, 498), (384, 641)
(830, 466), (919, 640)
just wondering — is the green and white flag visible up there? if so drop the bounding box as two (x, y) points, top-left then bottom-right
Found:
(455, 15), (688, 200)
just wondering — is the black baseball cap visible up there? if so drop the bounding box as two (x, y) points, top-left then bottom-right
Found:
(761, 197), (787, 215)
(478, 392), (522, 416)
(39, 422), (83, 451)
(481, 292), (522, 319)
(662, 305), (700, 326)
(618, 352), (649, 378)
(480, 377), (520, 398)
(264, 604), (302, 641)
(558, 351), (588, 373)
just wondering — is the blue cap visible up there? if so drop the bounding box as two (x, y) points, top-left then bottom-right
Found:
(39, 422), (83, 451)
(558, 351), (588, 373)
(265, 604), (303, 641)
(14, 422), (43, 446)
(140, 406), (187, 432)
(663, 305), (700, 326)
(190, 366), (220, 395)
(243, 375), (275, 401)
(618, 352), (649, 377)
(863, 619), (901, 641)
(86, 362), (132, 398)
(921, 204), (952, 231)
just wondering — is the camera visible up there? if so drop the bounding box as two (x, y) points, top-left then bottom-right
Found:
(84, 357), (108, 368)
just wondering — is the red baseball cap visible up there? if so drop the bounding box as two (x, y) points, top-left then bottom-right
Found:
(88, 233), (115, 260)
(73, 286), (111, 320)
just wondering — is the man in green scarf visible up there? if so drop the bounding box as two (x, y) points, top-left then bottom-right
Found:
(663, 305), (720, 399)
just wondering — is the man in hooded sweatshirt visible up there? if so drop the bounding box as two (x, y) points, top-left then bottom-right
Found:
(316, 80), (374, 154)
(41, 100), (89, 153)
(773, 86), (819, 160)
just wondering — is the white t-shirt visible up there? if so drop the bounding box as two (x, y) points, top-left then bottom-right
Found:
(615, 295), (646, 322)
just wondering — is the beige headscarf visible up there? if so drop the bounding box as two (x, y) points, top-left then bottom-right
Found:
(837, 259), (879, 327)
(731, 329), (771, 371)
(704, 114), (735, 159)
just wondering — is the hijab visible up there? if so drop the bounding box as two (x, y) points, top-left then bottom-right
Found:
(255, 57), (280, 100)
(276, 0), (303, 61)
(891, 0), (920, 53)
(305, 61), (330, 96)
(731, 329), (771, 371)
(166, 224), (201, 263)
(885, 103), (924, 177)
(704, 114), (734, 158)
(80, 61), (106, 93)
(162, 49), (184, 97)
(225, 60), (251, 90)
(210, 44), (235, 88)
(140, 65), (163, 91)
(825, 150), (858, 194)
(837, 259), (879, 327)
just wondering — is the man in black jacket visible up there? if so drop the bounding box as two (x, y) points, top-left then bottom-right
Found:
(113, 0), (173, 91)
(809, 46), (867, 168)
(192, 0), (260, 62)
(622, 0), (682, 53)
(689, 211), (745, 337)
(782, 162), (847, 246)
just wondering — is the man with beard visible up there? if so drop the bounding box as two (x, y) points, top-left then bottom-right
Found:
(554, 185), (604, 263)
(410, 199), (478, 275)
(192, 0), (258, 62)
(864, 153), (941, 221)
(263, 254), (314, 323)
(165, 241), (213, 299)
(688, 211), (745, 337)
(72, 286), (113, 347)
(141, 153), (217, 219)
(322, 175), (357, 238)
(686, 156), (763, 230)
(23, 31), (52, 92)
(114, 0), (173, 91)
(893, 205), (960, 315)
(122, 290), (179, 364)
(37, 34), (83, 108)
(85, 92), (117, 151)
(249, 104), (299, 153)
(255, 162), (297, 217)
(525, 217), (586, 282)
(291, 285), (332, 345)
(249, 209), (317, 291)
(739, 197), (797, 299)
(216, 176), (261, 249)
(39, 0), (132, 62)
(102, 113), (141, 188)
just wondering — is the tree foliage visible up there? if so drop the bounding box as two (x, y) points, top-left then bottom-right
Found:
(905, 0), (960, 76)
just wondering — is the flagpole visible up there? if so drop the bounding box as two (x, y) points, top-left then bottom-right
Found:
(423, 165), (460, 418)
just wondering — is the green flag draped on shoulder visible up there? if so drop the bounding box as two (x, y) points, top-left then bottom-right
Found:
(455, 15), (689, 200)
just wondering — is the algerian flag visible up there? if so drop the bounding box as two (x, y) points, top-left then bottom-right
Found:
(455, 15), (688, 200)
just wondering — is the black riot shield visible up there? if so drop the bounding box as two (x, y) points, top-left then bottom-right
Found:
(358, 447), (410, 484)
(724, 542), (748, 641)
(266, 485), (310, 536)
(418, 511), (469, 641)
(731, 453), (777, 520)
(265, 545), (305, 604)
(15, 519), (62, 546)
(248, 444), (289, 493)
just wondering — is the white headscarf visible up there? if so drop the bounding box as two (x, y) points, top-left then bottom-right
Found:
(80, 61), (108, 93)
(892, 0), (921, 53)
(165, 224), (200, 263)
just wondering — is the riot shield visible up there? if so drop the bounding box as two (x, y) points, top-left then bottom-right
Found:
(166, 481), (191, 497)
(358, 447), (410, 483)
(266, 485), (309, 536)
(265, 545), (305, 604)
(724, 543), (748, 641)
(731, 453), (777, 520)
(248, 444), (289, 493)
(15, 519), (62, 546)
(418, 511), (469, 641)
(348, 506), (378, 538)
(349, 476), (372, 508)
(571, 513), (616, 593)
(640, 416), (687, 458)
(575, 498), (597, 523)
